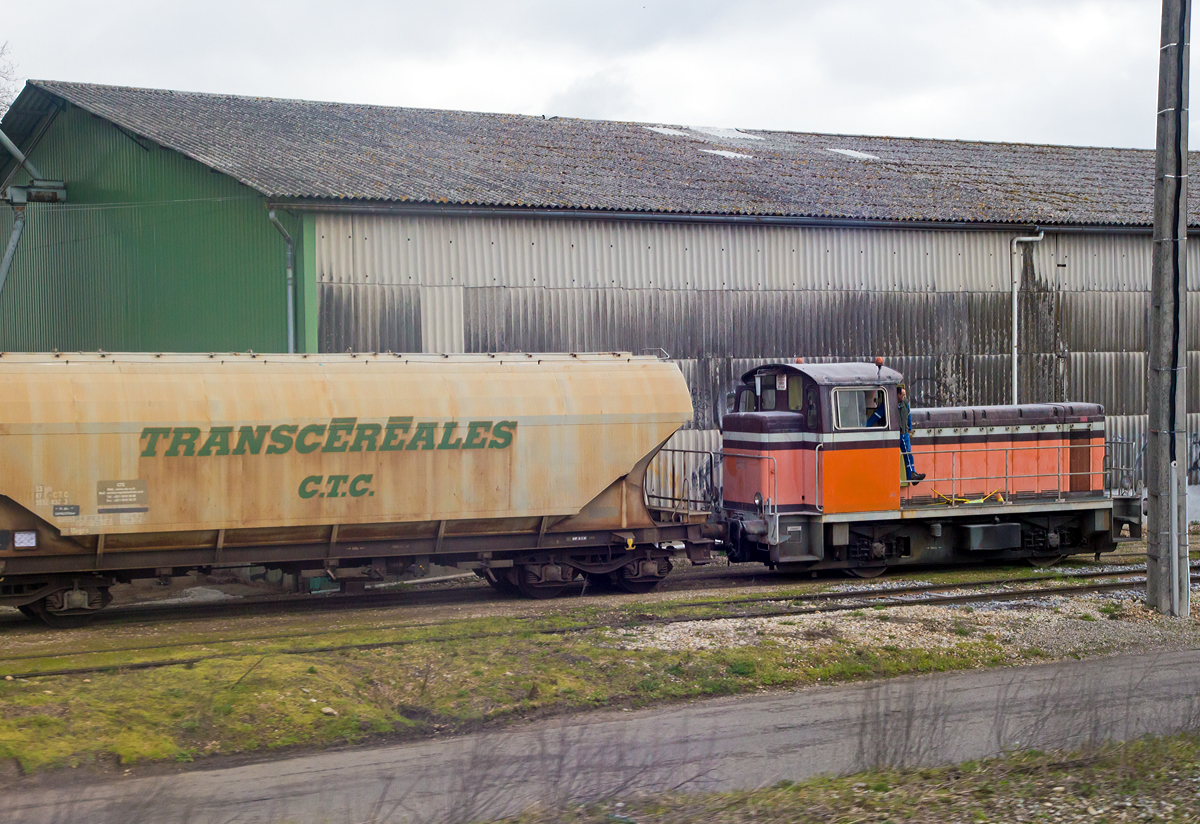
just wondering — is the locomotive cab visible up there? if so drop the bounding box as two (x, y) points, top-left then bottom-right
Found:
(721, 361), (1134, 577)
(721, 362), (904, 571)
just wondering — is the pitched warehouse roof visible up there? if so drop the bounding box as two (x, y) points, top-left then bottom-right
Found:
(3, 79), (1190, 227)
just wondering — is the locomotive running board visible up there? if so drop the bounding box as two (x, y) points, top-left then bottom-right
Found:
(820, 497), (1113, 523)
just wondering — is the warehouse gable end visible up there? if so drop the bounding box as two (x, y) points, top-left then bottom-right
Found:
(0, 89), (303, 353)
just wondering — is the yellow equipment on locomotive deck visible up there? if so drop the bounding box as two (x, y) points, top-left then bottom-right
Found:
(717, 361), (1142, 577)
(0, 352), (715, 626)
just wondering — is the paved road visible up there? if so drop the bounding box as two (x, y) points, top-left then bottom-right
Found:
(9, 649), (1200, 823)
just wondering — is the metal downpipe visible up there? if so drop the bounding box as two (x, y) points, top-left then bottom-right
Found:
(267, 210), (296, 354)
(1009, 231), (1044, 405)
(0, 205), (26, 296)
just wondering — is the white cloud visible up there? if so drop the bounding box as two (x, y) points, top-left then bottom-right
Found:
(2, 0), (1181, 149)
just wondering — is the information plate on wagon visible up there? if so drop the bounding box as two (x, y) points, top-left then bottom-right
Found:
(97, 480), (148, 512)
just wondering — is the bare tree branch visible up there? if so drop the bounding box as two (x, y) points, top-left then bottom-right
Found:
(0, 42), (19, 117)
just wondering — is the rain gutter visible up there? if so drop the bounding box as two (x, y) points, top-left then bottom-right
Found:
(267, 200), (1174, 235)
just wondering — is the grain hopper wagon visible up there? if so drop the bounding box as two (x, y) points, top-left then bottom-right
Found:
(0, 352), (717, 626)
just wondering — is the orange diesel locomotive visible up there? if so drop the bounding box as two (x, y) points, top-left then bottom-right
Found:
(719, 362), (1141, 576)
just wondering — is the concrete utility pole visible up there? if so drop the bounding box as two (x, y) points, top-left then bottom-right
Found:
(1148, 0), (1191, 617)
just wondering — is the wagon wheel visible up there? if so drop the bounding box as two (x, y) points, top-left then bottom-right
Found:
(613, 559), (672, 594)
(1027, 555), (1066, 569)
(475, 568), (521, 597)
(515, 578), (568, 600)
(27, 598), (98, 629)
(582, 571), (617, 591)
(513, 565), (570, 600)
(613, 576), (663, 595)
(845, 566), (887, 579)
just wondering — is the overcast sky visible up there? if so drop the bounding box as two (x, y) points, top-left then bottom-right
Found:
(2, 0), (1185, 149)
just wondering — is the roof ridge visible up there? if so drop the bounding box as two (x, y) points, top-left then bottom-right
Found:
(28, 79), (1153, 153)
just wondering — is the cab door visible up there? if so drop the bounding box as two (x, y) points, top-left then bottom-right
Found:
(821, 386), (902, 514)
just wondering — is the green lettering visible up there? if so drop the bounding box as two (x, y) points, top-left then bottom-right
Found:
(296, 424), (326, 454)
(233, 425), (270, 455)
(322, 417), (357, 453)
(463, 421), (492, 449)
(165, 427), (201, 457)
(326, 475), (350, 497)
(437, 422), (464, 450)
(267, 425), (297, 454)
(380, 416), (412, 451)
(350, 423), (382, 452)
(406, 422), (438, 451)
(349, 474), (373, 497)
(298, 475), (322, 499)
(197, 426), (233, 456)
(488, 421), (516, 449)
(139, 427), (173, 458)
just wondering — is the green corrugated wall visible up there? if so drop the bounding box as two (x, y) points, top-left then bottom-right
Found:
(0, 103), (310, 352)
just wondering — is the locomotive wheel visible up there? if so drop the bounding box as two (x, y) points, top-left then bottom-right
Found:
(845, 566), (887, 579)
(1027, 555), (1065, 568)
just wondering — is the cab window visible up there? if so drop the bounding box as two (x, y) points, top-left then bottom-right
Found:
(805, 387), (819, 429)
(788, 378), (804, 411)
(834, 388), (888, 429)
(737, 388), (756, 412)
(760, 388), (777, 410)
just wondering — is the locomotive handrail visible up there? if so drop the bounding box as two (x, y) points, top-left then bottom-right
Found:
(813, 442), (824, 513)
(901, 441), (1108, 509)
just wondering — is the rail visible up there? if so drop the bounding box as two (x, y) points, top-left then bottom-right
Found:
(901, 441), (1111, 509)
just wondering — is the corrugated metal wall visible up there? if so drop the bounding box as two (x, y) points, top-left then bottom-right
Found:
(313, 211), (1198, 479)
(0, 104), (294, 352)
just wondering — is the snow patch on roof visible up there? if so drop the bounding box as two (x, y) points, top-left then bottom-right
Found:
(702, 149), (755, 160)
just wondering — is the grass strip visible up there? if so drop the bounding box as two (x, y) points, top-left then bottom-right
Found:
(0, 626), (1008, 774)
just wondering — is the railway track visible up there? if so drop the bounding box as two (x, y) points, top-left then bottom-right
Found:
(0, 560), (800, 629)
(0, 565), (1177, 681)
(0, 550), (1157, 631)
